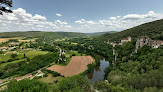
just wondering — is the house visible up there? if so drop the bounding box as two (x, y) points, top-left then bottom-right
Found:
(135, 36), (163, 53)
(109, 36), (132, 47)
(62, 52), (66, 55)
(152, 40), (163, 48)
(121, 36), (132, 43)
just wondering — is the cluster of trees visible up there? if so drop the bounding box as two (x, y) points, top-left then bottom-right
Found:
(55, 75), (91, 92)
(8, 39), (19, 42)
(41, 44), (58, 52)
(1, 79), (49, 92)
(94, 81), (125, 92)
(104, 41), (163, 91)
(42, 69), (62, 77)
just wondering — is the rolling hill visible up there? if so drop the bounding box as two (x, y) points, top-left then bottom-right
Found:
(0, 31), (89, 43)
(100, 19), (163, 42)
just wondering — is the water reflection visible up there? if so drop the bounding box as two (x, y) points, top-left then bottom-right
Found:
(85, 58), (109, 83)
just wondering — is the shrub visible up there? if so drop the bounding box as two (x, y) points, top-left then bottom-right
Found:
(7, 59), (14, 62)
(53, 72), (61, 77)
(0, 51), (4, 54)
(72, 53), (76, 56)
(11, 54), (18, 59)
(43, 69), (61, 77)
(43, 73), (48, 77)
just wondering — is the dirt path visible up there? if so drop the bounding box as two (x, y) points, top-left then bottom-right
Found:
(47, 56), (94, 77)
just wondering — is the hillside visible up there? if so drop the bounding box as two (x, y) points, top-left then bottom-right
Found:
(100, 19), (163, 42)
(86, 31), (117, 36)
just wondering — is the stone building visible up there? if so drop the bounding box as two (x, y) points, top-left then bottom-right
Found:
(135, 36), (153, 53)
(152, 40), (163, 48)
(135, 36), (163, 53)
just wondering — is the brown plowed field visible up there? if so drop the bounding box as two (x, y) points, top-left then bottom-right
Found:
(47, 56), (94, 77)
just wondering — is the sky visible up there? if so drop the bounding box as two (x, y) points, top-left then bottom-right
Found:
(0, 0), (163, 33)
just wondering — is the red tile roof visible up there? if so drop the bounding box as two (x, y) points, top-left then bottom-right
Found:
(121, 38), (128, 40)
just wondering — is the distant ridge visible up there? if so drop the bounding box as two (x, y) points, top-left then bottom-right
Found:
(0, 31), (88, 38)
(86, 31), (117, 36)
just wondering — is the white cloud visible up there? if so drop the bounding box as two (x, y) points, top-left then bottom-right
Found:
(75, 19), (85, 24)
(109, 17), (116, 20)
(0, 9), (163, 33)
(33, 14), (46, 21)
(56, 13), (62, 17)
(55, 20), (68, 25)
(74, 11), (163, 32)
(0, 8), (71, 32)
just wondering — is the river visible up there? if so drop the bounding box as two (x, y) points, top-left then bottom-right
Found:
(84, 58), (109, 83)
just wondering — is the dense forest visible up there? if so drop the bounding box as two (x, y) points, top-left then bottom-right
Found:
(104, 42), (163, 91)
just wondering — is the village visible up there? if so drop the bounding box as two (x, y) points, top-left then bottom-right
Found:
(109, 36), (163, 49)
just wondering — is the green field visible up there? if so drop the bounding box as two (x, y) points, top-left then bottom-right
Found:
(0, 50), (49, 69)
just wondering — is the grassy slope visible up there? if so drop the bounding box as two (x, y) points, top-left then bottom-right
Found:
(0, 31), (89, 38)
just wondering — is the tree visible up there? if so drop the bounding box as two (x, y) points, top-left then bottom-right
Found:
(11, 54), (17, 59)
(26, 57), (30, 62)
(0, 0), (13, 15)
(24, 53), (26, 58)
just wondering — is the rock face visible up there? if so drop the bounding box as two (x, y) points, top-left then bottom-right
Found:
(135, 36), (153, 53)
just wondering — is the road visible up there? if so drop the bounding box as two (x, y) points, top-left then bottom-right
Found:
(0, 81), (9, 87)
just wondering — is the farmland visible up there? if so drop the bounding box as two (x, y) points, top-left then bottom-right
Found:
(0, 37), (37, 43)
(0, 50), (49, 69)
(47, 56), (94, 77)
